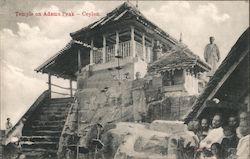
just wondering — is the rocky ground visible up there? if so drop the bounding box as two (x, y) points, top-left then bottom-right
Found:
(97, 121), (195, 159)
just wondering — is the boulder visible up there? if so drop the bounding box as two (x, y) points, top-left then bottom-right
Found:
(101, 122), (171, 159)
(149, 120), (187, 134)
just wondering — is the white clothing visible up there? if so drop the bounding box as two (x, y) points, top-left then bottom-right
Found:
(204, 43), (220, 76)
(200, 127), (224, 149)
(236, 134), (250, 159)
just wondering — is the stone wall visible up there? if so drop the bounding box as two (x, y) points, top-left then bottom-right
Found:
(184, 73), (199, 95)
(58, 68), (197, 158)
(147, 95), (197, 122)
(134, 58), (148, 79)
(58, 81), (135, 158)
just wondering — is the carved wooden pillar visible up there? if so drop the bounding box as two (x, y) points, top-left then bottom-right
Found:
(78, 49), (82, 72)
(153, 40), (163, 61)
(142, 33), (146, 60)
(115, 31), (119, 56)
(102, 35), (106, 63)
(90, 39), (94, 65)
(48, 73), (51, 98)
(69, 80), (73, 97)
(148, 38), (154, 63)
(130, 26), (136, 57)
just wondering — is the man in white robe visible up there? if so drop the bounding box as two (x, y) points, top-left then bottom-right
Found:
(235, 112), (250, 159)
(204, 37), (220, 77)
(200, 114), (224, 149)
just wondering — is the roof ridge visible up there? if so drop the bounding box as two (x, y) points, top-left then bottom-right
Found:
(35, 41), (74, 72)
(70, 1), (179, 44)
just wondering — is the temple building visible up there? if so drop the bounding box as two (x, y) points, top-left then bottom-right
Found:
(148, 43), (210, 96)
(35, 2), (210, 95)
(3, 2), (212, 158)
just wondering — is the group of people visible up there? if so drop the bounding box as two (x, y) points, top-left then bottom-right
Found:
(187, 111), (249, 159)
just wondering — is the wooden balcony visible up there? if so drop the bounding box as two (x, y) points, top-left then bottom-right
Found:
(92, 40), (149, 64)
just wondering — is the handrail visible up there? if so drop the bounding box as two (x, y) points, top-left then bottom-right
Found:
(2, 90), (50, 145)
(51, 91), (72, 96)
(57, 96), (77, 158)
(93, 41), (132, 63)
(135, 41), (143, 59)
(93, 48), (103, 64)
(92, 40), (147, 64)
(46, 82), (77, 91)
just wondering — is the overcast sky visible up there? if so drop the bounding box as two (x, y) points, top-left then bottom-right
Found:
(0, 0), (249, 129)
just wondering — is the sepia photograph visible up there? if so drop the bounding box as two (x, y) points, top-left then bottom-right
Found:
(0, 0), (249, 158)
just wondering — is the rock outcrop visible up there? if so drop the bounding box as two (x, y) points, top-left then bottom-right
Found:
(102, 122), (170, 159)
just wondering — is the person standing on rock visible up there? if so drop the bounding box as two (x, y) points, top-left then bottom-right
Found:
(204, 36), (220, 77)
(5, 118), (13, 134)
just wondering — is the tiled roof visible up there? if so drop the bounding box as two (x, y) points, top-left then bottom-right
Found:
(35, 40), (90, 80)
(148, 44), (210, 73)
(70, 2), (178, 44)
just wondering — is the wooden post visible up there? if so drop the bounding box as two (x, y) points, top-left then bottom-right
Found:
(90, 39), (94, 65)
(130, 26), (136, 57)
(115, 31), (119, 56)
(102, 35), (106, 63)
(69, 80), (73, 97)
(183, 69), (186, 89)
(142, 33), (146, 60)
(149, 38), (154, 62)
(78, 49), (82, 72)
(48, 74), (51, 98)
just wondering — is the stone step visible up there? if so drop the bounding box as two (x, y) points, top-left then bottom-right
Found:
(42, 102), (71, 107)
(21, 136), (60, 142)
(21, 141), (58, 149)
(35, 114), (67, 121)
(39, 106), (69, 112)
(36, 113), (67, 118)
(28, 125), (63, 131)
(50, 97), (74, 101)
(39, 110), (69, 114)
(29, 120), (66, 126)
(32, 112), (68, 120)
(23, 130), (61, 136)
(46, 98), (74, 104)
(22, 148), (57, 158)
(20, 97), (73, 159)
(29, 115), (67, 122)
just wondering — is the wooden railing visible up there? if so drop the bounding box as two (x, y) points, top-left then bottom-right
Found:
(118, 41), (131, 58)
(48, 82), (76, 98)
(57, 97), (77, 158)
(2, 90), (50, 145)
(93, 48), (103, 64)
(106, 44), (115, 62)
(93, 40), (147, 63)
(135, 41), (143, 59)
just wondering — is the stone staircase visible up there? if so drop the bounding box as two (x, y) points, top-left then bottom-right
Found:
(21, 97), (74, 159)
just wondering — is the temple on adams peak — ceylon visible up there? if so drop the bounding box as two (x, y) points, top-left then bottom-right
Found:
(2, 2), (212, 159)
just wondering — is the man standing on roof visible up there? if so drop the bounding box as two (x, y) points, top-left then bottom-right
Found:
(204, 36), (220, 77)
